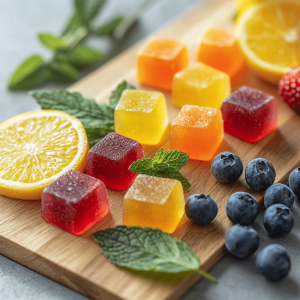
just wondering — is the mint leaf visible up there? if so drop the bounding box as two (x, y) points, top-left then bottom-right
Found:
(93, 226), (217, 282)
(75, 0), (106, 27)
(30, 89), (114, 126)
(30, 89), (116, 147)
(153, 149), (189, 170)
(63, 45), (104, 68)
(62, 12), (82, 36)
(96, 16), (125, 37)
(38, 33), (68, 51)
(48, 61), (79, 83)
(109, 80), (135, 109)
(8, 55), (48, 90)
(129, 149), (191, 190)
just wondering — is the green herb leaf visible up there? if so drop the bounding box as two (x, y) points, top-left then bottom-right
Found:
(129, 148), (191, 190)
(38, 33), (68, 51)
(61, 12), (82, 37)
(62, 45), (104, 68)
(153, 149), (189, 170)
(75, 0), (107, 27)
(96, 16), (125, 37)
(109, 80), (135, 109)
(30, 89), (114, 126)
(48, 61), (79, 83)
(8, 55), (48, 90)
(93, 226), (217, 282)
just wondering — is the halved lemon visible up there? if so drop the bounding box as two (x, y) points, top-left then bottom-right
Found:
(0, 111), (88, 200)
(236, 0), (300, 84)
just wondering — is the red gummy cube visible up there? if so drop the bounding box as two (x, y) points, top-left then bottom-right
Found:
(41, 170), (109, 235)
(86, 132), (144, 190)
(221, 86), (277, 143)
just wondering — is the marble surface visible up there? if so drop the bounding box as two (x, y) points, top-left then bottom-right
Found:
(1, 0), (300, 299)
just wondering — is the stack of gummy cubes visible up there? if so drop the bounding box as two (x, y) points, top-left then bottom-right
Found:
(41, 28), (278, 236)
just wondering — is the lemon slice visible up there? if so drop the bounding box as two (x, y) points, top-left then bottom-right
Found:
(236, 0), (300, 84)
(0, 111), (88, 200)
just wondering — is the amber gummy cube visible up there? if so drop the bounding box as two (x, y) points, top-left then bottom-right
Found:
(137, 37), (188, 91)
(123, 175), (185, 234)
(114, 89), (169, 145)
(197, 27), (243, 78)
(172, 63), (230, 108)
(170, 105), (224, 161)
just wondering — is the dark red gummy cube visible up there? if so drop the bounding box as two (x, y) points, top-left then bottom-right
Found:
(41, 170), (109, 235)
(86, 132), (144, 190)
(221, 86), (277, 143)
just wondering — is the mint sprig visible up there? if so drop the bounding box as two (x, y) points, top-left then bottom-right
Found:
(8, 0), (152, 90)
(30, 80), (135, 147)
(129, 149), (191, 190)
(93, 226), (217, 282)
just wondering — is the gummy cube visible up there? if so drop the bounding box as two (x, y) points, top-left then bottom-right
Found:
(172, 63), (230, 108)
(196, 27), (243, 78)
(221, 86), (277, 143)
(137, 37), (188, 91)
(170, 105), (224, 161)
(86, 132), (144, 190)
(115, 90), (169, 145)
(123, 175), (185, 234)
(41, 170), (109, 235)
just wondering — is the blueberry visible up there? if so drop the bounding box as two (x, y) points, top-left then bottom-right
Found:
(256, 244), (291, 281)
(211, 152), (243, 184)
(264, 183), (295, 208)
(245, 158), (276, 191)
(225, 225), (259, 258)
(185, 194), (218, 225)
(226, 192), (259, 225)
(263, 204), (294, 237)
(289, 167), (300, 198)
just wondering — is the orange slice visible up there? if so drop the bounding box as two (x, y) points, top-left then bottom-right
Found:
(0, 111), (88, 200)
(236, 0), (300, 84)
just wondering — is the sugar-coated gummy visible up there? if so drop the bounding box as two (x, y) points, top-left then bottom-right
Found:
(170, 105), (224, 161)
(289, 167), (300, 198)
(245, 158), (276, 191)
(211, 151), (243, 183)
(226, 192), (259, 226)
(86, 132), (144, 191)
(137, 37), (188, 91)
(256, 244), (291, 282)
(263, 204), (294, 237)
(114, 90), (169, 145)
(197, 27), (243, 78)
(264, 183), (294, 209)
(172, 62), (230, 109)
(41, 170), (109, 235)
(123, 175), (185, 234)
(221, 86), (277, 143)
(185, 194), (218, 225)
(225, 225), (259, 259)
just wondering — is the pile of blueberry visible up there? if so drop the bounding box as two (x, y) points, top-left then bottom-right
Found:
(185, 151), (300, 282)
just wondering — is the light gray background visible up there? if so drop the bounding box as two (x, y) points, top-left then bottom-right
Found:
(1, 1), (300, 299)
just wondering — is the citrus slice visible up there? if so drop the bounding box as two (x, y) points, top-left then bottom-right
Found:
(234, 0), (267, 15)
(0, 111), (88, 200)
(236, 0), (300, 84)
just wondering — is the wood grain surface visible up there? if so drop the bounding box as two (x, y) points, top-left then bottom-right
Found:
(1, 0), (300, 299)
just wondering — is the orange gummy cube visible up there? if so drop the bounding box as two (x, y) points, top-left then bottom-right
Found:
(137, 37), (188, 91)
(170, 105), (224, 161)
(196, 27), (243, 78)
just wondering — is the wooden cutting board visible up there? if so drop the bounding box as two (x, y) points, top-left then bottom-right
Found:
(1, 0), (300, 299)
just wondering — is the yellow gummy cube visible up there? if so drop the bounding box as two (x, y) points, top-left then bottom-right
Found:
(172, 62), (231, 109)
(123, 175), (185, 234)
(114, 90), (169, 145)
